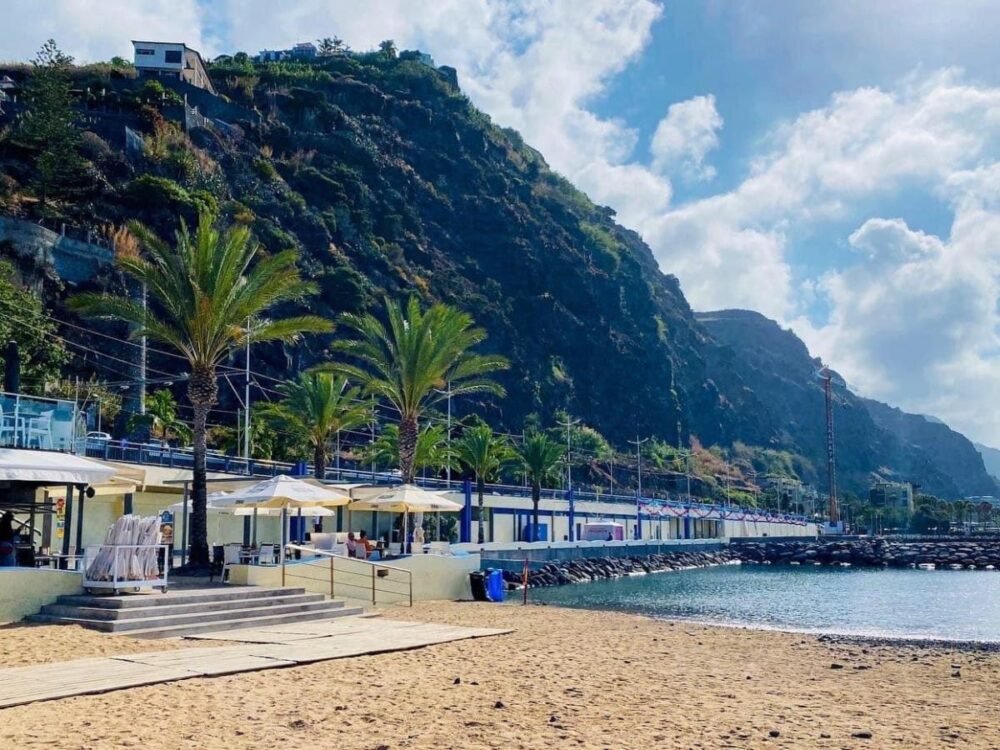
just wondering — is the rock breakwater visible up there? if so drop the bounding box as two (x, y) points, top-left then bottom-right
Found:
(737, 539), (1000, 570)
(521, 550), (736, 588)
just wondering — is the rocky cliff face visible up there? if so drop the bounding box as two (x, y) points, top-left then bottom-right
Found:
(0, 52), (992, 498)
(697, 309), (998, 497)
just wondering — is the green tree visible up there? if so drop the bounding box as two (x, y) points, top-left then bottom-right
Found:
(128, 388), (191, 442)
(262, 372), (368, 478)
(317, 37), (346, 56)
(455, 424), (515, 544)
(328, 296), (507, 484)
(70, 212), (331, 567)
(0, 259), (68, 388)
(364, 422), (453, 477)
(518, 430), (564, 541)
(378, 39), (397, 59)
(17, 40), (84, 202)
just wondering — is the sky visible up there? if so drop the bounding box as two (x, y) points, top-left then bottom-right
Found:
(6, 1), (1000, 446)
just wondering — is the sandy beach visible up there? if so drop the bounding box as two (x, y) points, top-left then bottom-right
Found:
(2, 601), (999, 749)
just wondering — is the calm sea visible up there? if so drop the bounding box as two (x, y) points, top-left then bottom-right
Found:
(529, 564), (1000, 642)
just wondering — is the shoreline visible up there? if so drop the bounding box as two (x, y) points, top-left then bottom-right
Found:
(3, 601), (999, 749)
(531, 600), (1000, 651)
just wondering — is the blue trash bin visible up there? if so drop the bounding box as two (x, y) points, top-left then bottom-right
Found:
(485, 568), (505, 602)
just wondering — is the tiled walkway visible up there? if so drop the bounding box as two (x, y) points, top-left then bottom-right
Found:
(0, 617), (510, 708)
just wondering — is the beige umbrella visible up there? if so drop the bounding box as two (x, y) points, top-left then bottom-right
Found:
(209, 476), (352, 562)
(349, 484), (463, 551)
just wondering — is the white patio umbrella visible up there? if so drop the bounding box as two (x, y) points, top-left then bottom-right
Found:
(349, 484), (463, 550)
(208, 476), (352, 562)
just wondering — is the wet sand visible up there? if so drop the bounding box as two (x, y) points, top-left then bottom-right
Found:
(2, 601), (998, 749)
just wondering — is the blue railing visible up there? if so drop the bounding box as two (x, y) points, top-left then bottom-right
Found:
(81, 440), (811, 525)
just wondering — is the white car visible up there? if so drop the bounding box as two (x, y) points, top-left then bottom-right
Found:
(86, 431), (112, 441)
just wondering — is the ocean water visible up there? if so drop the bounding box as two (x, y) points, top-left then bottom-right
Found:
(529, 564), (1000, 642)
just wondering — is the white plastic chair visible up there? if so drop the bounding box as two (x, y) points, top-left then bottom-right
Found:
(0, 403), (22, 446)
(221, 543), (242, 582)
(27, 411), (53, 449)
(258, 545), (275, 565)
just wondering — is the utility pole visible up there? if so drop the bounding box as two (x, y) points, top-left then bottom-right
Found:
(818, 366), (840, 525)
(557, 416), (580, 491)
(243, 317), (251, 471)
(628, 435), (649, 541)
(370, 395), (376, 480)
(433, 382), (453, 486)
(139, 283), (147, 415)
(628, 436), (649, 499)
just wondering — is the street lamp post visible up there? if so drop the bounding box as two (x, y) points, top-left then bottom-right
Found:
(432, 382), (453, 487)
(557, 417), (580, 491)
(628, 435), (649, 540)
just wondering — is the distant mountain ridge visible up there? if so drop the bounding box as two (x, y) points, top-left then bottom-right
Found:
(974, 443), (1000, 483)
(696, 309), (998, 498)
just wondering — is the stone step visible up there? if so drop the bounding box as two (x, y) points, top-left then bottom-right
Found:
(56, 587), (306, 609)
(115, 606), (368, 639)
(39, 593), (331, 622)
(28, 599), (347, 633)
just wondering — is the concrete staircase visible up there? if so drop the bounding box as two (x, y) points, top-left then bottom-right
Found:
(27, 587), (365, 638)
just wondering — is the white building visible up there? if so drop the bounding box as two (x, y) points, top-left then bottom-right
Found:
(131, 41), (216, 94)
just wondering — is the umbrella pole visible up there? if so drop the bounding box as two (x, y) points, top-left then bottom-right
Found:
(279, 506), (286, 584)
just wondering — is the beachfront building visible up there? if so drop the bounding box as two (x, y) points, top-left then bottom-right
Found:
(131, 40), (216, 94)
(869, 480), (914, 512)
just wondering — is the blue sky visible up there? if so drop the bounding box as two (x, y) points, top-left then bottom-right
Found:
(6, 1), (1000, 446)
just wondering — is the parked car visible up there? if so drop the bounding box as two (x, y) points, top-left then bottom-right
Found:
(86, 431), (112, 441)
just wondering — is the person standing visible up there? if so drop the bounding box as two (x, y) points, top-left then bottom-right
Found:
(0, 511), (17, 566)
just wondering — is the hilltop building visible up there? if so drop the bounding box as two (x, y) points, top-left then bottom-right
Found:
(256, 42), (318, 62)
(869, 480), (914, 512)
(131, 41), (216, 94)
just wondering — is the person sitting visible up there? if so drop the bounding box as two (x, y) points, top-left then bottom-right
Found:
(358, 529), (374, 560)
(346, 531), (358, 558)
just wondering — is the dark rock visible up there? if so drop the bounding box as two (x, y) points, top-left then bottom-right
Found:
(768, 730), (780, 738)
(852, 730), (873, 739)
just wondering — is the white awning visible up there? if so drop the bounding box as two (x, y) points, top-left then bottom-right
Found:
(0, 449), (117, 486)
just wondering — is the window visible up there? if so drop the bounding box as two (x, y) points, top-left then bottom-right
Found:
(136, 48), (155, 56)
(164, 50), (182, 64)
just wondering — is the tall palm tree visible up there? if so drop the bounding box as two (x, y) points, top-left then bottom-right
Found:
(519, 430), (564, 541)
(263, 372), (368, 479)
(329, 296), (508, 484)
(70, 213), (331, 567)
(455, 424), (515, 544)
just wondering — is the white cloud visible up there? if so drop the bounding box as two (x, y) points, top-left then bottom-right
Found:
(650, 94), (723, 181)
(2, 0), (213, 62)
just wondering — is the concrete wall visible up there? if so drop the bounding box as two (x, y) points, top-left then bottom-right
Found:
(0, 569), (82, 623)
(0, 216), (114, 283)
(229, 551), (480, 604)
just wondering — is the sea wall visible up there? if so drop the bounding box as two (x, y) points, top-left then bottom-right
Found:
(737, 538), (1000, 569)
(519, 549), (737, 588)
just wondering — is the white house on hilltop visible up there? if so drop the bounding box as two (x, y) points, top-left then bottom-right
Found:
(131, 41), (216, 94)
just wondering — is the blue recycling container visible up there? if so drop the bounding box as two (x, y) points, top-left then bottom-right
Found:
(485, 568), (505, 602)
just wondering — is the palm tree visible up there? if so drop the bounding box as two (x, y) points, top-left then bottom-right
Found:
(365, 422), (453, 478)
(70, 212), (331, 567)
(519, 430), (564, 541)
(329, 296), (507, 484)
(455, 424), (515, 544)
(263, 372), (369, 479)
(130, 388), (191, 443)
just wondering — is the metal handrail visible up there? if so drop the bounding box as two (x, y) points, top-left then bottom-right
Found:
(283, 543), (412, 607)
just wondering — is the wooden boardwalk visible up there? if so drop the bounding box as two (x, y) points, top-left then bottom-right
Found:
(0, 618), (510, 709)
